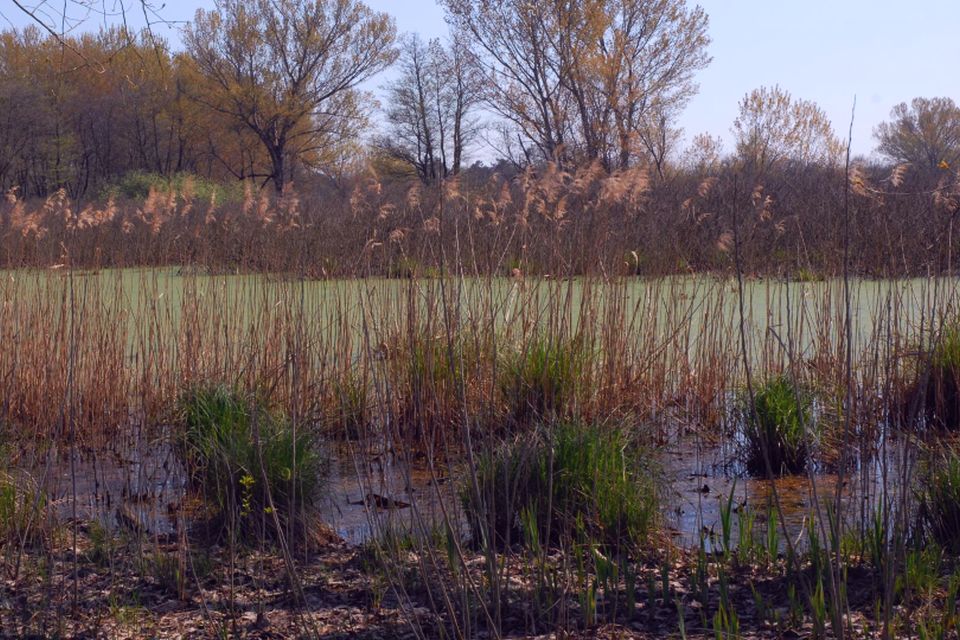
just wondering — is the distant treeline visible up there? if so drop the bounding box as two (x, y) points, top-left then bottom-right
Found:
(0, 29), (226, 199)
(1, 0), (958, 200)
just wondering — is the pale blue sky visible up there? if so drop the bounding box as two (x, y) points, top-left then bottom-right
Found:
(3, 0), (957, 158)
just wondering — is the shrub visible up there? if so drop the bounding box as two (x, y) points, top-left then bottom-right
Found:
(176, 384), (326, 539)
(741, 376), (812, 476)
(462, 421), (658, 551)
(500, 336), (591, 427)
(919, 445), (960, 554)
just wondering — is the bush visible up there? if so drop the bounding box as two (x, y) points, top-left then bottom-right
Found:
(176, 384), (326, 539)
(741, 376), (812, 476)
(919, 445), (960, 554)
(462, 421), (658, 551)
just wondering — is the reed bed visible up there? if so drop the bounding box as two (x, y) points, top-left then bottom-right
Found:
(0, 270), (943, 445)
(0, 157), (957, 279)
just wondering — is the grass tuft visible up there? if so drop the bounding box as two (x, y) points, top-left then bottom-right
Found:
(176, 384), (326, 540)
(909, 325), (960, 431)
(462, 420), (658, 551)
(500, 336), (590, 427)
(919, 445), (960, 554)
(331, 374), (369, 440)
(741, 376), (812, 476)
(0, 470), (47, 549)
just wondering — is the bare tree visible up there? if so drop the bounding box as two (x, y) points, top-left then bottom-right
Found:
(447, 34), (483, 174)
(379, 34), (481, 183)
(185, 0), (397, 193)
(636, 102), (684, 179)
(441, 0), (710, 170)
(875, 97), (960, 174)
(441, 1), (568, 165)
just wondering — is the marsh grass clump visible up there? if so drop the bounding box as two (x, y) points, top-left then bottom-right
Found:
(176, 384), (326, 540)
(500, 336), (591, 427)
(392, 333), (463, 444)
(388, 328), (495, 444)
(0, 470), (47, 549)
(331, 374), (370, 440)
(145, 551), (187, 600)
(741, 376), (813, 476)
(794, 266), (826, 283)
(919, 445), (960, 554)
(907, 325), (960, 431)
(462, 421), (658, 551)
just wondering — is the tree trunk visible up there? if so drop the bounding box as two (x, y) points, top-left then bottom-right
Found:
(270, 146), (285, 194)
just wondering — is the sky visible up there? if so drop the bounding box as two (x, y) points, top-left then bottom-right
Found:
(2, 0), (958, 159)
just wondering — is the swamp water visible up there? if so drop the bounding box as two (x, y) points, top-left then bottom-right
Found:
(25, 430), (910, 553)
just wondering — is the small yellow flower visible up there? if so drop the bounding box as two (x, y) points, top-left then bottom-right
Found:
(939, 160), (951, 170)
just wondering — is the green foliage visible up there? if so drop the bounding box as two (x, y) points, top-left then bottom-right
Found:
(741, 376), (812, 476)
(865, 503), (890, 573)
(461, 421), (658, 552)
(765, 506), (780, 566)
(85, 521), (117, 568)
(713, 566), (740, 639)
(930, 326), (960, 374)
(900, 546), (942, 600)
(103, 171), (243, 204)
(718, 481), (737, 562)
(810, 577), (827, 639)
(176, 384), (326, 538)
(500, 336), (590, 426)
